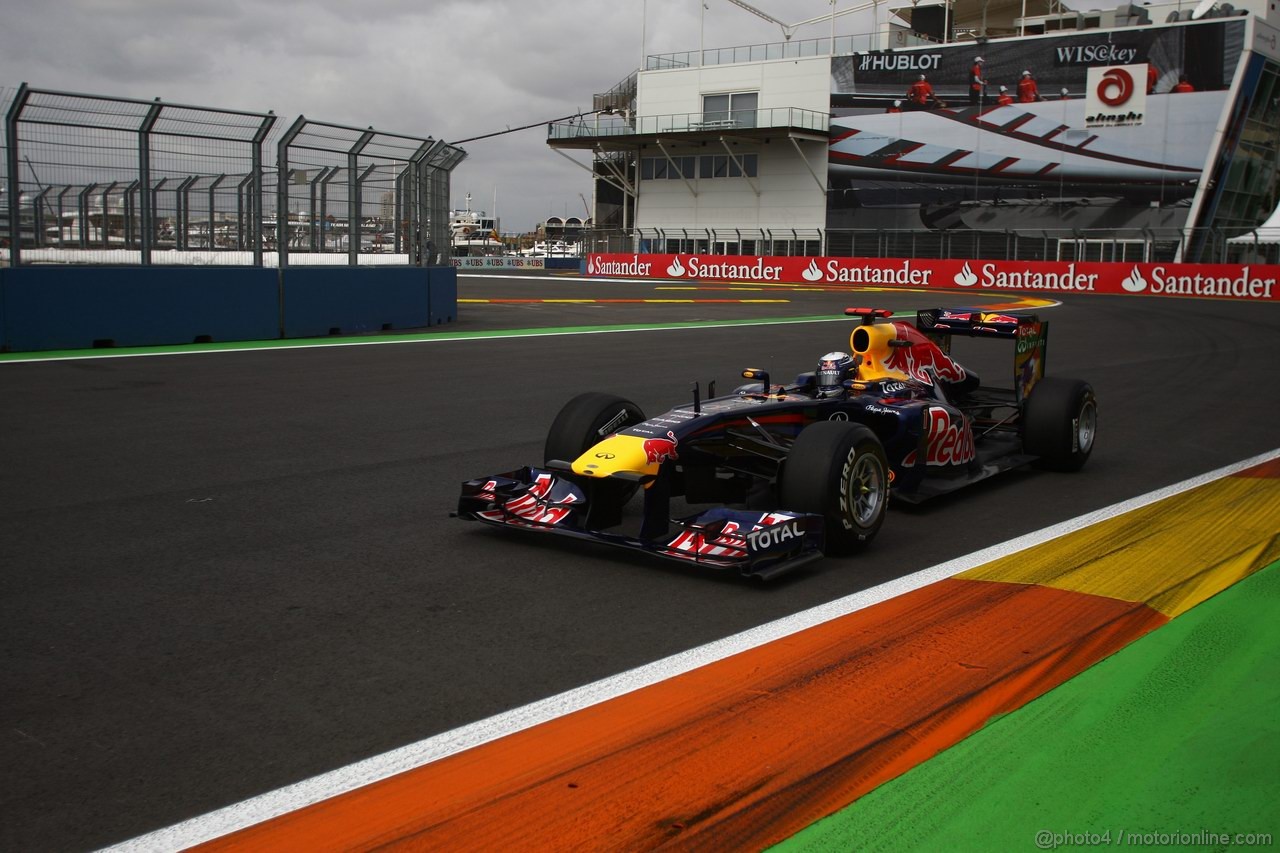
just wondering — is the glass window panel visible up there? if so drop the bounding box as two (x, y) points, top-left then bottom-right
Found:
(702, 94), (730, 124)
(730, 93), (758, 128)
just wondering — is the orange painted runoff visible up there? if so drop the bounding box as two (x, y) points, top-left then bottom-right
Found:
(197, 580), (1164, 852)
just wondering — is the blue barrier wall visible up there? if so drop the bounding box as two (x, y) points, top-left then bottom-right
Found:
(284, 266), (422, 337)
(0, 266), (279, 352)
(0, 265), (458, 353)
(427, 267), (456, 326)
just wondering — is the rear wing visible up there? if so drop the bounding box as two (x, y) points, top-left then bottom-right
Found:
(915, 308), (1049, 403)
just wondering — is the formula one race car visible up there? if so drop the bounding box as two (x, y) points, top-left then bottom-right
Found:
(455, 307), (1096, 580)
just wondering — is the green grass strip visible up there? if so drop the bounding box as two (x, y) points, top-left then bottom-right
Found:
(773, 560), (1280, 852)
(0, 314), (858, 363)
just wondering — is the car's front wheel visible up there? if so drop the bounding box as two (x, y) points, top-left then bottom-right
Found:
(780, 421), (889, 555)
(544, 392), (647, 528)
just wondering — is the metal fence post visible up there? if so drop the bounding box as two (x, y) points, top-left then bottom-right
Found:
(276, 116), (307, 270)
(251, 113), (274, 267)
(307, 167), (331, 251)
(320, 168), (342, 252)
(348, 129), (375, 266)
(77, 184), (97, 248)
(56, 185), (73, 247)
(236, 175), (253, 252)
(138, 98), (162, 266)
(4, 82), (30, 265)
(33, 187), (51, 248)
(124, 181), (139, 247)
(176, 176), (197, 251)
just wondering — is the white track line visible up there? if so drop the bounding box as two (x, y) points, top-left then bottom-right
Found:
(104, 447), (1280, 852)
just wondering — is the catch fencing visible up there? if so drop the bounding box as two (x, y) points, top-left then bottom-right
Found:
(2, 84), (464, 267)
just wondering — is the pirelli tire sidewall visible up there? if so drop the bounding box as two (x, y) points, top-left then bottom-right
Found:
(1023, 377), (1098, 472)
(780, 420), (889, 555)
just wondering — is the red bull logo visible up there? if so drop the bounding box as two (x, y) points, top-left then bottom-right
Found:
(884, 327), (967, 385)
(643, 430), (680, 464)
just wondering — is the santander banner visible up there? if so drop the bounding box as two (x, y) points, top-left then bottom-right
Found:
(585, 253), (1280, 302)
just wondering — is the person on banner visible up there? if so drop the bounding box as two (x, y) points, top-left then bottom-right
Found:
(906, 74), (938, 109)
(996, 85), (1014, 105)
(1017, 70), (1043, 103)
(1172, 74), (1195, 93)
(969, 56), (987, 104)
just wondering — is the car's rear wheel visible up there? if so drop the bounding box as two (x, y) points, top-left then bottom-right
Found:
(1023, 377), (1097, 471)
(780, 421), (888, 555)
(544, 392), (647, 527)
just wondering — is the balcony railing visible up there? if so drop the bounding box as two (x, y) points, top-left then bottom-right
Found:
(644, 31), (937, 71)
(548, 107), (829, 141)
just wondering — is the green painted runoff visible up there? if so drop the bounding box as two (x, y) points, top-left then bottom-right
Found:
(0, 314), (854, 363)
(774, 560), (1280, 852)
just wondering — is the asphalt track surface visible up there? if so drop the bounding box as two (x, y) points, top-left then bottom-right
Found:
(2, 271), (1279, 851)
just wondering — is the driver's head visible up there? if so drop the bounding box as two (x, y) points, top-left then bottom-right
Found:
(817, 351), (855, 392)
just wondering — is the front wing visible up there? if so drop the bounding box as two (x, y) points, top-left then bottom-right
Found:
(455, 467), (826, 580)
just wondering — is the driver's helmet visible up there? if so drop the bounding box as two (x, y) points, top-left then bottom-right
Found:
(817, 351), (855, 393)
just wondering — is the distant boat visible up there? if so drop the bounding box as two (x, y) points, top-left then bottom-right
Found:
(450, 193), (502, 255)
(519, 240), (580, 258)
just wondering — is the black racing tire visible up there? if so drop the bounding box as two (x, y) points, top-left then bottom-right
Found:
(780, 421), (889, 555)
(544, 392), (647, 526)
(544, 392), (646, 465)
(1023, 377), (1097, 472)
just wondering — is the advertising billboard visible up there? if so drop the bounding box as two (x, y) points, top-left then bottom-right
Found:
(585, 252), (1280, 303)
(827, 19), (1246, 237)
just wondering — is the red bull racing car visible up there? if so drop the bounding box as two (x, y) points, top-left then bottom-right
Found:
(455, 307), (1097, 580)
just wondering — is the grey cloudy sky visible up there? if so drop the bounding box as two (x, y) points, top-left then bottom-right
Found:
(0, 0), (885, 232)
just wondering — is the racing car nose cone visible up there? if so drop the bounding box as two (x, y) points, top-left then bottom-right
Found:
(571, 434), (664, 479)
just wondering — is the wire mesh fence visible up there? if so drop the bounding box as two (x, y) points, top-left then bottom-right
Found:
(2, 84), (464, 267)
